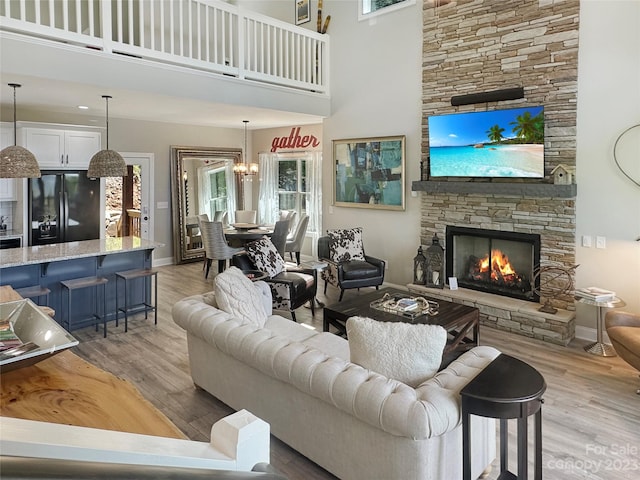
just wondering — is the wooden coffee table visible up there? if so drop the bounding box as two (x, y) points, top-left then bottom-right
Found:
(323, 287), (479, 355)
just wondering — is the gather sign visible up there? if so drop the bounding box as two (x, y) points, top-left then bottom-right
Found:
(271, 127), (320, 152)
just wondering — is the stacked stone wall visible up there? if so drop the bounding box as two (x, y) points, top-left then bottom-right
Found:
(421, 0), (580, 310)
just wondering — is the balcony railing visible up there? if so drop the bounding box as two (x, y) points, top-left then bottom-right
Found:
(0, 0), (329, 94)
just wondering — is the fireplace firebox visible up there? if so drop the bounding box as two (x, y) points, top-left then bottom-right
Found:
(446, 226), (541, 302)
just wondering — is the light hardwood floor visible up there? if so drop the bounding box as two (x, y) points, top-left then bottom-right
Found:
(73, 262), (640, 480)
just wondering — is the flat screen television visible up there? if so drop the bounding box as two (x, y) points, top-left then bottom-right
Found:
(428, 106), (545, 178)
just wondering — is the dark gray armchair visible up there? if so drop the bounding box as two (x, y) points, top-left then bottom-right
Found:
(317, 235), (385, 301)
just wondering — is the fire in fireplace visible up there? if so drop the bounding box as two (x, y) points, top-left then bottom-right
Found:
(446, 226), (541, 302)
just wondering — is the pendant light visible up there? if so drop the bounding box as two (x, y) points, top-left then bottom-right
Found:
(234, 120), (258, 176)
(87, 95), (127, 178)
(0, 83), (40, 178)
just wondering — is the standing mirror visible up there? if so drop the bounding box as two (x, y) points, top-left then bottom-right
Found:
(171, 146), (242, 264)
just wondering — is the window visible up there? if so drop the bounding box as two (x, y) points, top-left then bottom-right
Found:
(207, 167), (228, 217)
(359, 0), (415, 20)
(278, 158), (308, 220)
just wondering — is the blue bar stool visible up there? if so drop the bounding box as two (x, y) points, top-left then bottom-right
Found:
(60, 276), (109, 337)
(115, 268), (158, 332)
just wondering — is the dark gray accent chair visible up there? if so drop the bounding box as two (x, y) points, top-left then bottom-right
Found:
(317, 235), (385, 301)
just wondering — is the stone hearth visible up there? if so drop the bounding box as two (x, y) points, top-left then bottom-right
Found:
(407, 284), (575, 346)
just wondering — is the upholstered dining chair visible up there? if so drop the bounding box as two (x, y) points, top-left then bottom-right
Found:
(605, 310), (640, 394)
(318, 227), (385, 301)
(235, 210), (257, 224)
(285, 214), (309, 265)
(269, 220), (290, 259)
(232, 237), (317, 322)
(200, 220), (244, 278)
(279, 209), (297, 235)
(212, 210), (228, 227)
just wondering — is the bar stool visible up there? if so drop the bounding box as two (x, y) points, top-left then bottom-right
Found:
(115, 268), (158, 332)
(14, 285), (51, 306)
(60, 276), (108, 337)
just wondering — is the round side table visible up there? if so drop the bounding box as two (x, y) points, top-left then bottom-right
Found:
(576, 296), (625, 357)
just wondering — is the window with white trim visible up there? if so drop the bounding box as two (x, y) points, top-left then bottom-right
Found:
(278, 157), (308, 220)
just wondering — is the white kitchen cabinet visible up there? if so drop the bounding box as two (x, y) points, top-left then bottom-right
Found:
(0, 179), (16, 200)
(0, 124), (16, 200)
(24, 128), (101, 169)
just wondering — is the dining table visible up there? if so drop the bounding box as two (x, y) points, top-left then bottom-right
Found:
(224, 224), (274, 247)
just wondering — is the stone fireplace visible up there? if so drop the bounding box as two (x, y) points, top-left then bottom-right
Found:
(409, 0), (580, 345)
(446, 226), (541, 303)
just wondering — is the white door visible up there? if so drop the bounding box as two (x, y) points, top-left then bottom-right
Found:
(122, 152), (154, 241)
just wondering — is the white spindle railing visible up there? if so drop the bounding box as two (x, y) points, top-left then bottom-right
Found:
(0, 0), (329, 94)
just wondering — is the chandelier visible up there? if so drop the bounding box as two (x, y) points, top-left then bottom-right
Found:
(234, 120), (258, 176)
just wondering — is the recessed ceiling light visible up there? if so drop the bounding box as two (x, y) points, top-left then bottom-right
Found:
(78, 105), (89, 110)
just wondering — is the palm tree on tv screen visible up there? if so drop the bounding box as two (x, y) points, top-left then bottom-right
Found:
(510, 111), (544, 144)
(486, 124), (505, 144)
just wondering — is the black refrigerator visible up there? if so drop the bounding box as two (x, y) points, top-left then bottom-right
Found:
(29, 171), (101, 246)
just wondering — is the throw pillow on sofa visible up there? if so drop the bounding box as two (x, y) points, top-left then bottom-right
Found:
(346, 316), (447, 387)
(214, 266), (268, 327)
(246, 237), (285, 277)
(327, 227), (366, 262)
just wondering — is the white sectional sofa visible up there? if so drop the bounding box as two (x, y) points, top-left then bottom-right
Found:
(173, 282), (499, 480)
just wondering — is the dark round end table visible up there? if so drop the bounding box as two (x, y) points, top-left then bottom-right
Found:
(461, 353), (546, 480)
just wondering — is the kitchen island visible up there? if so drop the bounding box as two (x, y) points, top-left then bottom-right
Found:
(0, 237), (162, 332)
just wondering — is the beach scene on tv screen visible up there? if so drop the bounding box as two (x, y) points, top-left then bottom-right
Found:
(429, 106), (545, 178)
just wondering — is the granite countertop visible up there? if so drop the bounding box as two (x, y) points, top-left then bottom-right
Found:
(0, 237), (164, 269)
(0, 230), (23, 240)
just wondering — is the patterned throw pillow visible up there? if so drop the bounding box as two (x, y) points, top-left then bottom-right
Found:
(246, 237), (285, 277)
(327, 227), (366, 263)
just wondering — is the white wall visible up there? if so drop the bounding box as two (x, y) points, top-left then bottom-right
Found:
(575, 0), (640, 323)
(321, 0), (424, 286)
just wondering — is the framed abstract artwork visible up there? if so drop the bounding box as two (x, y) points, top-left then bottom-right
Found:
(333, 135), (406, 211)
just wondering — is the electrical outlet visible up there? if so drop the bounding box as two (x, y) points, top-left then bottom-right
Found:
(596, 236), (606, 249)
(582, 235), (592, 247)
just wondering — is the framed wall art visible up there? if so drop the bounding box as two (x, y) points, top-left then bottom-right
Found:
(333, 135), (406, 211)
(296, 0), (310, 25)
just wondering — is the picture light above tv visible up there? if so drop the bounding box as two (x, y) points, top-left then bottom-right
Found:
(428, 106), (545, 178)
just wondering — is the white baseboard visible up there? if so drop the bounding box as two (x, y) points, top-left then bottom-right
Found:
(153, 256), (175, 267)
(575, 325), (610, 343)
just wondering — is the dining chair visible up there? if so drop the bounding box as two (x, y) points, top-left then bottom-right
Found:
(235, 210), (257, 224)
(196, 214), (211, 271)
(200, 220), (244, 278)
(270, 220), (290, 259)
(285, 214), (309, 265)
(213, 210), (228, 227)
(279, 210), (297, 235)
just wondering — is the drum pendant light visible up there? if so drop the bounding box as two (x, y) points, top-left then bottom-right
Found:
(0, 83), (41, 178)
(87, 95), (127, 178)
